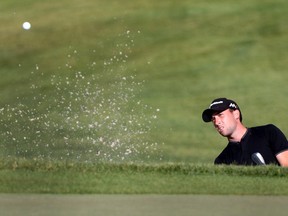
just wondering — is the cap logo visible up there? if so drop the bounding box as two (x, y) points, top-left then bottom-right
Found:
(229, 103), (237, 109)
(209, 100), (223, 108)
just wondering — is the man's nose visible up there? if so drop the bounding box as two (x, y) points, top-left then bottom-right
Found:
(212, 116), (220, 125)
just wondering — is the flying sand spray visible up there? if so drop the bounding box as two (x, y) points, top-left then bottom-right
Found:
(0, 30), (163, 163)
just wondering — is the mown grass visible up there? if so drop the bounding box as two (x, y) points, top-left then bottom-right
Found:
(1, 0), (288, 163)
(1, 159), (288, 194)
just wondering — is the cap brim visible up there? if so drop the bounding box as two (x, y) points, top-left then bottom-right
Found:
(202, 109), (214, 122)
(202, 108), (227, 122)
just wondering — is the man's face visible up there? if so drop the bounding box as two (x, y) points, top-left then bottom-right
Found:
(211, 109), (238, 137)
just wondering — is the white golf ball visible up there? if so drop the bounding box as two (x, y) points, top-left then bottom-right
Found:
(22, 22), (31, 30)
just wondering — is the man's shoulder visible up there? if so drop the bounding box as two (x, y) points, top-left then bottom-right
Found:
(249, 124), (283, 136)
(249, 124), (277, 131)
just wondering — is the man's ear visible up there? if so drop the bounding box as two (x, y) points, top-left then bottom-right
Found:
(233, 109), (241, 120)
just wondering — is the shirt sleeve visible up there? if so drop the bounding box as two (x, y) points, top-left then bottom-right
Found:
(266, 124), (288, 155)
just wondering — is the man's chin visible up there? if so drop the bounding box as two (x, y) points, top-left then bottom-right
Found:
(218, 131), (227, 137)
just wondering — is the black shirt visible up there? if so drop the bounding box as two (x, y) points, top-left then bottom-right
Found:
(214, 124), (288, 165)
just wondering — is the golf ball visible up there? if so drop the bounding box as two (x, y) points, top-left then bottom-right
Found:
(22, 22), (31, 30)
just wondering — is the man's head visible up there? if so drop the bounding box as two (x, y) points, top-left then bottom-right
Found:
(202, 98), (242, 123)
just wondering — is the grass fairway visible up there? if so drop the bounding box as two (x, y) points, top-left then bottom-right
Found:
(1, 0), (288, 205)
(2, 0), (288, 163)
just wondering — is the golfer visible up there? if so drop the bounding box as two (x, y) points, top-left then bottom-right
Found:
(202, 97), (288, 166)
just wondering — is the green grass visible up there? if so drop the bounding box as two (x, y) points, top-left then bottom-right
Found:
(1, 0), (288, 194)
(1, 159), (288, 194)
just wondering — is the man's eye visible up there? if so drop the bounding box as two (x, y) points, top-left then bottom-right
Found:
(218, 113), (224, 117)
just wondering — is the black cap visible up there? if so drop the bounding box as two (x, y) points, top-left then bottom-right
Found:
(202, 98), (242, 122)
